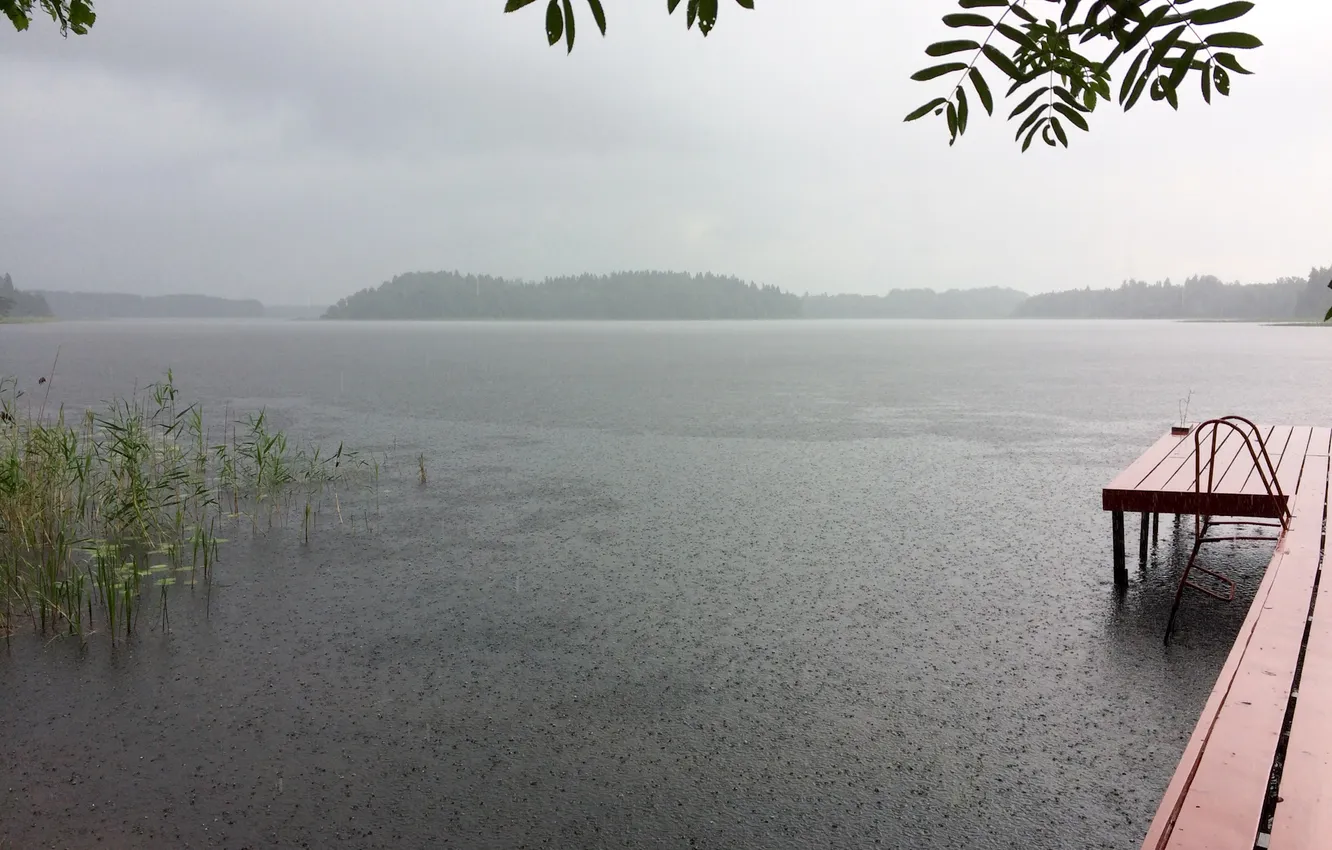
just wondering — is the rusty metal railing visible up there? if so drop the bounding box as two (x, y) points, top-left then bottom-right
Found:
(1165, 417), (1291, 643)
(1192, 416), (1289, 531)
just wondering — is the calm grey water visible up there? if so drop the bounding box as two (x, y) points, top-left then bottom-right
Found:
(2, 319), (1331, 849)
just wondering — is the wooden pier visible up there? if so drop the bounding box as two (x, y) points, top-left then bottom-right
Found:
(1102, 423), (1332, 849)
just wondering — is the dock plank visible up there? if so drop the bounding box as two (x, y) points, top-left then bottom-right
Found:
(1141, 433), (1330, 850)
(1136, 432), (1208, 493)
(1268, 434), (1332, 850)
(1139, 528), (1295, 850)
(1105, 424), (1295, 518)
(1160, 427), (1246, 492)
(1105, 431), (1193, 493)
(1213, 425), (1277, 497)
(1240, 426), (1305, 498)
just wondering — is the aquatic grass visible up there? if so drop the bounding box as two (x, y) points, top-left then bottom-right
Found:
(0, 370), (373, 642)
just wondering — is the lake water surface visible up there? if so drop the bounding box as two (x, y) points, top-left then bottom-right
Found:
(3, 319), (1331, 849)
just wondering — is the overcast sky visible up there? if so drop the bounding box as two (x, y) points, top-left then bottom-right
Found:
(2, 1), (1328, 303)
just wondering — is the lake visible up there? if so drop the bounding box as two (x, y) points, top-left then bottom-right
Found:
(3, 319), (1331, 849)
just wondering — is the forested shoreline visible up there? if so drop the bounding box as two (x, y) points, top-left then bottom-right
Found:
(1015, 270), (1332, 320)
(323, 268), (1332, 321)
(6, 267), (1329, 322)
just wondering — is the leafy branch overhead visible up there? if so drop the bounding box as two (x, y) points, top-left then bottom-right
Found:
(502, 1), (1258, 152)
(905, 0), (1260, 150)
(1, 0), (94, 34)
(502, 0), (754, 53)
(0, 1), (1264, 152)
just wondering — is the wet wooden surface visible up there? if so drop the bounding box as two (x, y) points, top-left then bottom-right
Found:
(1104, 425), (1328, 518)
(1139, 430), (1332, 850)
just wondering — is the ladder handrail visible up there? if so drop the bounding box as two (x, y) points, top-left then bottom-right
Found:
(1216, 415), (1288, 506)
(1191, 417), (1290, 530)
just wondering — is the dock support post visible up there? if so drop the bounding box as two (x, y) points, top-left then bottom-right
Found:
(1139, 512), (1150, 565)
(1113, 510), (1127, 586)
(1152, 512), (1159, 542)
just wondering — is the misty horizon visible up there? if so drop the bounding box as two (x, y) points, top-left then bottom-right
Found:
(6, 265), (1330, 306)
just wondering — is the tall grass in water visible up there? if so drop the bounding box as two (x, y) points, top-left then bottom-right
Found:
(0, 371), (370, 642)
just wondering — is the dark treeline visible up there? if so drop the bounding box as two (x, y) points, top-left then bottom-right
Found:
(1016, 268), (1332, 320)
(0, 273), (53, 318)
(36, 291), (264, 320)
(324, 267), (1332, 321)
(323, 271), (1028, 320)
(323, 271), (803, 320)
(803, 287), (1028, 319)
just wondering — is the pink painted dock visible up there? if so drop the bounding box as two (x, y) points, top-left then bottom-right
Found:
(1103, 425), (1332, 849)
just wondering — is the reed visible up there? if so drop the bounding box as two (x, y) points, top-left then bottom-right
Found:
(0, 370), (371, 642)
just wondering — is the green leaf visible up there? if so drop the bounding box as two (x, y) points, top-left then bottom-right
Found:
(1050, 114), (1069, 147)
(1324, 305), (1332, 322)
(586, 0), (607, 34)
(734, 0), (755, 8)
(1052, 86), (1086, 112)
(1146, 24), (1188, 74)
(562, 0), (576, 51)
(942, 13), (993, 27)
(1125, 71), (1151, 110)
(687, 0), (699, 29)
(1168, 45), (1198, 90)
(68, 0), (92, 29)
(1014, 102), (1050, 140)
(1112, 6), (1170, 62)
(545, 0), (563, 45)
(1214, 52), (1252, 74)
(4, 0), (33, 30)
(1204, 32), (1262, 49)
(946, 102), (958, 142)
(667, 0), (683, 11)
(904, 97), (949, 122)
(1021, 119), (1042, 152)
(697, 0), (718, 35)
(969, 67), (993, 115)
(1060, 0), (1081, 27)
(956, 86), (969, 134)
(958, 0), (1009, 6)
(995, 23), (1038, 52)
(1053, 102), (1089, 131)
(1189, 2), (1255, 26)
(1008, 4), (1037, 24)
(504, 0), (540, 11)
(1201, 60), (1212, 103)
(1214, 64), (1231, 96)
(1164, 80), (1179, 109)
(926, 39), (980, 56)
(1042, 123), (1056, 147)
(1008, 86), (1049, 120)
(982, 44), (1021, 79)
(911, 62), (969, 82)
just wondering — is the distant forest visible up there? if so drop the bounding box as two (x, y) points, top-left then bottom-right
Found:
(323, 272), (803, 320)
(324, 267), (1332, 321)
(1, 273), (268, 319)
(6, 266), (1329, 323)
(37, 291), (264, 320)
(0, 273), (53, 318)
(324, 271), (1028, 320)
(1017, 268), (1332, 320)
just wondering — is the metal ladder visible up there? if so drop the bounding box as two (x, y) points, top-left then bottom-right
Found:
(1164, 416), (1291, 643)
